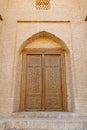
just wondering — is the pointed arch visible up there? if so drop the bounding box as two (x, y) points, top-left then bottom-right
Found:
(14, 31), (73, 112)
(19, 31), (68, 53)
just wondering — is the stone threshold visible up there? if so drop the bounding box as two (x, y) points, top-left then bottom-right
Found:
(11, 111), (83, 119)
(0, 117), (87, 130)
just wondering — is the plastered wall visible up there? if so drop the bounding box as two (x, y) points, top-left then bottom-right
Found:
(0, 0), (87, 117)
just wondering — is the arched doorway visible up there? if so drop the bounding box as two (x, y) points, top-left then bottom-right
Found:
(20, 31), (67, 111)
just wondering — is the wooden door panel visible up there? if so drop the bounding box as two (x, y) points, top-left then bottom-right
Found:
(25, 96), (42, 110)
(25, 54), (42, 110)
(45, 54), (60, 66)
(45, 68), (61, 94)
(44, 54), (63, 110)
(27, 54), (41, 67)
(45, 96), (62, 110)
(26, 68), (42, 94)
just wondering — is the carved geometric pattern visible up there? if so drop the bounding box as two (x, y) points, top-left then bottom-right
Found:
(36, 0), (50, 10)
(25, 55), (42, 110)
(25, 54), (63, 110)
(45, 55), (62, 110)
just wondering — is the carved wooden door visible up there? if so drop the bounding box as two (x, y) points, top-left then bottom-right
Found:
(24, 53), (63, 111)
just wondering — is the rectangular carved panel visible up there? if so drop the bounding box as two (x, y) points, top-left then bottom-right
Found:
(25, 96), (42, 110)
(27, 54), (41, 67)
(45, 54), (60, 67)
(45, 96), (62, 110)
(27, 68), (42, 94)
(45, 68), (61, 94)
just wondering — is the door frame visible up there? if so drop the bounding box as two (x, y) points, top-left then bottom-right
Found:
(20, 48), (67, 111)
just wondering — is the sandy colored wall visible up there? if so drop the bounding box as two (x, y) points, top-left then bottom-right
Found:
(0, 0), (87, 116)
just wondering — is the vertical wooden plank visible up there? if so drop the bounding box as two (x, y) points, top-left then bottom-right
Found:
(44, 54), (63, 110)
(25, 54), (42, 110)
